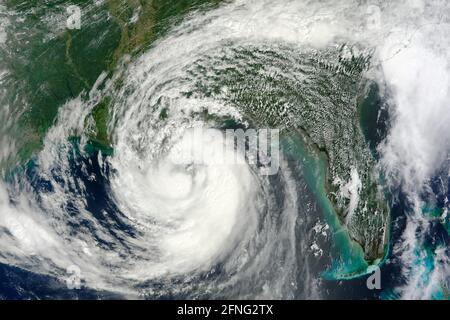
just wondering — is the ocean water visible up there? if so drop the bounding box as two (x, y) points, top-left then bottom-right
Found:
(0, 0), (449, 299)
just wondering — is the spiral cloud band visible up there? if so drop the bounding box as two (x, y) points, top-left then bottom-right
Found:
(0, 0), (449, 299)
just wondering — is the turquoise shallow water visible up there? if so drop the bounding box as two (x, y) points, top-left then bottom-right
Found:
(281, 134), (372, 280)
(1, 0), (449, 300)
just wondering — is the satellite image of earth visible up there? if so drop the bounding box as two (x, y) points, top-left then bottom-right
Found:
(0, 0), (449, 300)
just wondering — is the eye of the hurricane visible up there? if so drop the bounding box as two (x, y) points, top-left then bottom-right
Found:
(109, 128), (258, 275)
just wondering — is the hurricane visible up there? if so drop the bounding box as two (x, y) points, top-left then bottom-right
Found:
(0, 0), (449, 300)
